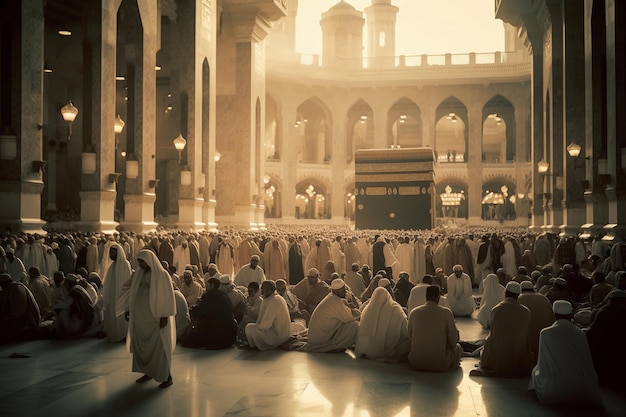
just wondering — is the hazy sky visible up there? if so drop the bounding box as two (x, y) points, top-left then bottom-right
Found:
(295, 0), (505, 56)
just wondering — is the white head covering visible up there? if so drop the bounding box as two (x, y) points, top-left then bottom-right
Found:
(553, 300), (572, 315)
(331, 278), (345, 290)
(505, 281), (521, 294)
(378, 278), (391, 288)
(219, 274), (232, 284)
(477, 274), (505, 328)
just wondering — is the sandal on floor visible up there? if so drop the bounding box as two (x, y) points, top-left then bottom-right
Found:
(135, 375), (152, 383)
(158, 377), (173, 389)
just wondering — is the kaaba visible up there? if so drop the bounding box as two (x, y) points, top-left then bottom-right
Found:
(354, 148), (435, 230)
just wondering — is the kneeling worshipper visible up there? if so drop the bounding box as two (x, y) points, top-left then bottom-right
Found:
(182, 277), (237, 350)
(476, 274), (504, 329)
(307, 278), (360, 353)
(245, 280), (291, 351)
(470, 281), (533, 377)
(529, 301), (603, 407)
(0, 273), (41, 344)
(53, 274), (102, 338)
(445, 265), (475, 317)
(407, 285), (462, 372)
(354, 287), (409, 362)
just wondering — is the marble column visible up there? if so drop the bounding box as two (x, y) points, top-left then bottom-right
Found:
(280, 105), (298, 220)
(121, 0), (158, 234)
(530, 52), (545, 231)
(560, 0), (587, 236)
(77, 0), (121, 234)
(603, 0), (626, 240)
(330, 102), (348, 222)
(216, 2), (285, 228)
(174, 0), (215, 230)
(547, 0), (564, 232)
(581, 0), (608, 237)
(0, 0), (46, 234)
(466, 104), (482, 224)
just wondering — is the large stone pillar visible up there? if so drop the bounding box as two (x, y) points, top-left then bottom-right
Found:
(174, 0), (217, 230)
(280, 104), (298, 220)
(466, 104), (482, 224)
(560, 0), (587, 236)
(547, 0), (564, 232)
(216, 1), (285, 228)
(330, 102), (348, 223)
(121, 0), (158, 233)
(77, 0), (121, 234)
(530, 52), (545, 231)
(581, 0), (608, 237)
(603, 0), (626, 240)
(0, 0), (46, 234)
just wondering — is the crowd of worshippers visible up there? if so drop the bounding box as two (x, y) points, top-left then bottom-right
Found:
(0, 228), (625, 402)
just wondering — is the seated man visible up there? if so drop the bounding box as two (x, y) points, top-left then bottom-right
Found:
(408, 285), (462, 372)
(276, 279), (309, 323)
(518, 280), (554, 361)
(53, 274), (101, 338)
(172, 283), (191, 341)
(291, 268), (331, 315)
(236, 282), (262, 346)
(27, 266), (53, 319)
(344, 262), (366, 299)
(529, 301), (603, 406)
(245, 280), (291, 351)
(234, 255), (266, 287)
(445, 265), (475, 317)
(182, 277), (236, 349)
(0, 273), (41, 344)
(180, 270), (203, 307)
(393, 271), (415, 308)
(407, 275), (434, 314)
(307, 279), (360, 353)
(219, 274), (247, 322)
(471, 281), (533, 377)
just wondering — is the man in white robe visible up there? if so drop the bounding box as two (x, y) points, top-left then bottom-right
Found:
(529, 301), (603, 406)
(394, 237), (414, 283)
(445, 265), (475, 317)
(5, 248), (28, 284)
(118, 250), (176, 389)
(245, 280), (291, 351)
(102, 243), (132, 343)
(173, 241), (191, 276)
(234, 255), (266, 287)
(330, 236), (346, 276)
(307, 278), (360, 352)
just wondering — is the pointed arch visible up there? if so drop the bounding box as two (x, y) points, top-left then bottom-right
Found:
(387, 97), (422, 148)
(482, 94), (516, 162)
(296, 96), (333, 164)
(295, 177), (331, 219)
(346, 98), (374, 163)
(435, 96), (468, 163)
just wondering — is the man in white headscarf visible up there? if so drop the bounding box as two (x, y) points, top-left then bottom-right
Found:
(102, 243), (132, 343)
(245, 280), (291, 351)
(355, 287), (409, 362)
(173, 241), (191, 275)
(445, 265), (475, 317)
(118, 250), (176, 389)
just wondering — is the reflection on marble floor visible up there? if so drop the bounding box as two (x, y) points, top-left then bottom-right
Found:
(0, 318), (623, 417)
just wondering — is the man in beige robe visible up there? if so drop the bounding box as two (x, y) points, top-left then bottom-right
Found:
(306, 279), (360, 352)
(470, 281), (533, 378)
(518, 280), (554, 361)
(408, 285), (462, 372)
(291, 268), (330, 314)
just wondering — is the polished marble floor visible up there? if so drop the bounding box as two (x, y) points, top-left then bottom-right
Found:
(0, 317), (623, 417)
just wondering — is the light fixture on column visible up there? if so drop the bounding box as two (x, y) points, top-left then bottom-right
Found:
(114, 115), (125, 149)
(180, 169), (192, 186)
(537, 159), (549, 174)
(165, 93), (173, 112)
(57, 24), (71, 36)
(43, 61), (52, 73)
(115, 73), (125, 81)
(173, 133), (186, 164)
(214, 151), (221, 162)
(566, 141), (581, 158)
(61, 100), (79, 141)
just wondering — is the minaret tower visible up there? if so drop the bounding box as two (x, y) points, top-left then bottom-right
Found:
(364, 0), (398, 67)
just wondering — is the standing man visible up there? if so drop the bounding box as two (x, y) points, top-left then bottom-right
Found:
(102, 243), (132, 343)
(118, 250), (176, 389)
(245, 280), (291, 350)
